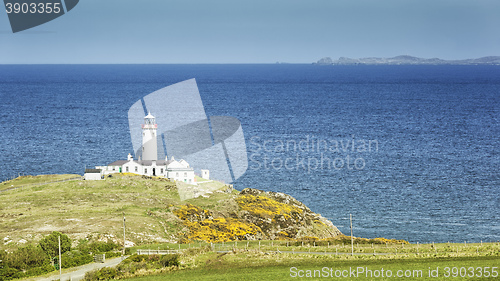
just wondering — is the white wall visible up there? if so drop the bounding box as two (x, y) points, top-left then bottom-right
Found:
(201, 169), (210, 180)
(84, 173), (102, 181)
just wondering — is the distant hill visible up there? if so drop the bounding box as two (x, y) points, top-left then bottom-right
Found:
(314, 55), (500, 65)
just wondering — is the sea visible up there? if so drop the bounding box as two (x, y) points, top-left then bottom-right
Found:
(0, 64), (498, 243)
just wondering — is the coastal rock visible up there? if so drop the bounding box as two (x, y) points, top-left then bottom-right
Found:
(174, 188), (342, 242)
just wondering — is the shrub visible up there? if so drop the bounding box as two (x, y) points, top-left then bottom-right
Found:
(84, 269), (99, 281)
(125, 255), (149, 263)
(103, 251), (122, 259)
(0, 268), (19, 281)
(77, 241), (120, 255)
(96, 267), (117, 280)
(0, 245), (55, 280)
(84, 267), (118, 281)
(115, 254), (180, 277)
(24, 263), (55, 278)
(61, 250), (94, 268)
(39, 231), (71, 258)
(3, 245), (50, 271)
(159, 254), (179, 267)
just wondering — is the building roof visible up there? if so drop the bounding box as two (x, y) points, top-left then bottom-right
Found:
(108, 160), (129, 166)
(106, 158), (192, 170)
(134, 160), (173, 166)
(85, 169), (101, 173)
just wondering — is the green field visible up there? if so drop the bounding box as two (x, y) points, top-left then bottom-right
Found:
(119, 247), (500, 280)
(116, 240), (500, 280)
(0, 174), (81, 191)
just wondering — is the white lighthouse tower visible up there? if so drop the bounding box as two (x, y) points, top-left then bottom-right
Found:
(142, 112), (158, 161)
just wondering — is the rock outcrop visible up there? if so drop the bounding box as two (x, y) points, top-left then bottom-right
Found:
(174, 188), (342, 242)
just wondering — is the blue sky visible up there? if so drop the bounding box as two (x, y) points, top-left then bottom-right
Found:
(1, 0), (499, 63)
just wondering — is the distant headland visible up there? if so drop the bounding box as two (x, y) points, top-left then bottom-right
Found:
(314, 55), (500, 65)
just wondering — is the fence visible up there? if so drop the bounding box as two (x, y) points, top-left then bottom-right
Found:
(207, 240), (500, 257)
(137, 249), (180, 255)
(94, 254), (105, 263)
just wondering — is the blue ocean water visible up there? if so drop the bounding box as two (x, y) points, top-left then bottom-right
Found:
(0, 64), (498, 243)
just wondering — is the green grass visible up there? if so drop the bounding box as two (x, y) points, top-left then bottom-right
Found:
(0, 174), (237, 252)
(0, 174), (81, 191)
(118, 250), (500, 280)
(118, 241), (500, 280)
(120, 241), (500, 280)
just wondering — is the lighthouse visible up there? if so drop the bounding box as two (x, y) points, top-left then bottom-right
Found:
(142, 112), (158, 161)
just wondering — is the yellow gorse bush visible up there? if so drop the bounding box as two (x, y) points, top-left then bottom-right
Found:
(174, 204), (263, 242)
(174, 204), (211, 222)
(235, 194), (303, 220)
(183, 217), (262, 242)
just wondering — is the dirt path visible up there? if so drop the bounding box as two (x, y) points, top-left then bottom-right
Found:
(32, 256), (127, 281)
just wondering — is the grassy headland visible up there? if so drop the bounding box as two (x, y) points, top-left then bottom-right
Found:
(0, 173), (342, 252)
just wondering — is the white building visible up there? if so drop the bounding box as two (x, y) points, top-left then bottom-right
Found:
(91, 113), (207, 184)
(201, 169), (210, 180)
(84, 169), (102, 180)
(141, 113), (157, 161)
(96, 154), (196, 184)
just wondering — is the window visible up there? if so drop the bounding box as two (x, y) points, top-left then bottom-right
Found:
(112, 167), (115, 171)
(126, 166), (129, 172)
(135, 166), (138, 172)
(184, 172), (187, 177)
(145, 168), (147, 174)
(176, 172), (179, 177)
(160, 168), (164, 173)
